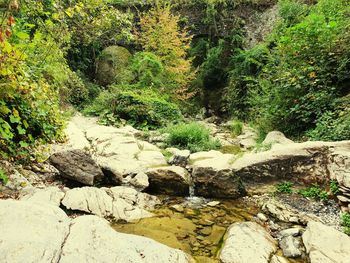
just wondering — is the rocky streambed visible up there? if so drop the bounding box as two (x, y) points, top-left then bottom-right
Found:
(1, 114), (350, 263)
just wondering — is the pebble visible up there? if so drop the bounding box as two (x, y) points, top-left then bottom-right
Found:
(257, 213), (268, 222)
(171, 204), (184, 213)
(207, 201), (220, 207)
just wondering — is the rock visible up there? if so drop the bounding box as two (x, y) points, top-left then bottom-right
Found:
(0, 200), (194, 263)
(302, 221), (350, 263)
(278, 227), (302, 238)
(337, 195), (350, 203)
(199, 227), (212, 236)
(0, 161), (32, 192)
(61, 186), (158, 222)
(263, 131), (294, 146)
(270, 255), (289, 263)
(85, 124), (166, 184)
(237, 131), (257, 149)
(167, 148), (191, 167)
(279, 236), (302, 258)
(233, 141), (350, 192)
(60, 215), (194, 263)
(95, 46), (132, 86)
(220, 222), (277, 263)
(20, 186), (65, 206)
(171, 204), (184, 213)
(257, 213), (268, 222)
(190, 151), (245, 198)
(129, 172), (149, 191)
(328, 146), (350, 189)
(62, 187), (113, 217)
(0, 200), (70, 263)
(50, 150), (104, 186)
(146, 166), (191, 196)
(207, 201), (220, 207)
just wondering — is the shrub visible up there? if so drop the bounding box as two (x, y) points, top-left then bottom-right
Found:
(298, 185), (329, 201)
(0, 169), (8, 185)
(275, 181), (293, 194)
(330, 180), (340, 195)
(130, 52), (165, 88)
(61, 71), (89, 107)
(84, 85), (182, 130)
(229, 120), (243, 137)
(341, 212), (350, 235)
(163, 122), (221, 152)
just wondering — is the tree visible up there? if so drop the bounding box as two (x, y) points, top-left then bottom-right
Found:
(138, 3), (194, 98)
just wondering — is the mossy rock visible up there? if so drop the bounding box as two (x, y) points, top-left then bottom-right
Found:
(95, 46), (132, 86)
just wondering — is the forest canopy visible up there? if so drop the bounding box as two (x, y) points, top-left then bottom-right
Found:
(0, 0), (349, 160)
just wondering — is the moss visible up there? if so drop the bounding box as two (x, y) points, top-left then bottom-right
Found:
(95, 46), (133, 86)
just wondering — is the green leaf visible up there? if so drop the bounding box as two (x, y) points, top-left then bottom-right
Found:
(9, 115), (20, 124)
(19, 141), (29, 148)
(17, 125), (26, 135)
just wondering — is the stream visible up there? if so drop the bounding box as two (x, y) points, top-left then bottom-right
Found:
(113, 193), (259, 263)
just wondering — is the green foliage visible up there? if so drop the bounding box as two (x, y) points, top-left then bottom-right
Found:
(61, 71), (89, 107)
(227, 44), (271, 119)
(84, 85), (182, 130)
(341, 212), (350, 235)
(0, 169), (8, 185)
(278, 0), (309, 27)
(228, 0), (350, 139)
(95, 46), (133, 86)
(130, 52), (165, 88)
(330, 180), (340, 195)
(163, 122), (221, 152)
(229, 120), (243, 137)
(298, 185), (329, 201)
(275, 181), (293, 194)
(306, 105), (350, 141)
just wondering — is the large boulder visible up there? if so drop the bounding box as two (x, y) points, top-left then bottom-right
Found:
(262, 131), (294, 146)
(190, 151), (246, 198)
(302, 221), (350, 263)
(0, 200), (194, 263)
(146, 166), (191, 196)
(49, 149), (104, 186)
(61, 186), (159, 222)
(95, 45), (132, 86)
(219, 222), (277, 263)
(0, 200), (70, 263)
(232, 141), (350, 192)
(86, 124), (166, 184)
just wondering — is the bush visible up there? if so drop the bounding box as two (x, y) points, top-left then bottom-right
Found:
(0, 169), (8, 185)
(84, 85), (182, 130)
(341, 212), (350, 235)
(330, 180), (340, 195)
(61, 71), (89, 107)
(229, 120), (243, 137)
(163, 122), (221, 152)
(130, 52), (165, 88)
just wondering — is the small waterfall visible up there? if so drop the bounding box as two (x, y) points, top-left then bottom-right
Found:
(189, 184), (195, 198)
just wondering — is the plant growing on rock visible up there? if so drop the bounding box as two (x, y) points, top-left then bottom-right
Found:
(163, 122), (221, 152)
(0, 169), (8, 185)
(298, 185), (329, 201)
(341, 212), (350, 235)
(275, 182), (293, 194)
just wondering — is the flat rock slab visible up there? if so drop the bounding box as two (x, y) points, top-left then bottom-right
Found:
(50, 149), (104, 186)
(302, 221), (350, 263)
(220, 222), (277, 263)
(61, 186), (159, 222)
(0, 200), (194, 263)
(60, 215), (194, 263)
(0, 200), (70, 263)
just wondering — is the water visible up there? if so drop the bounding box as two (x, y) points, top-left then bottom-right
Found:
(113, 196), (259, 262)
